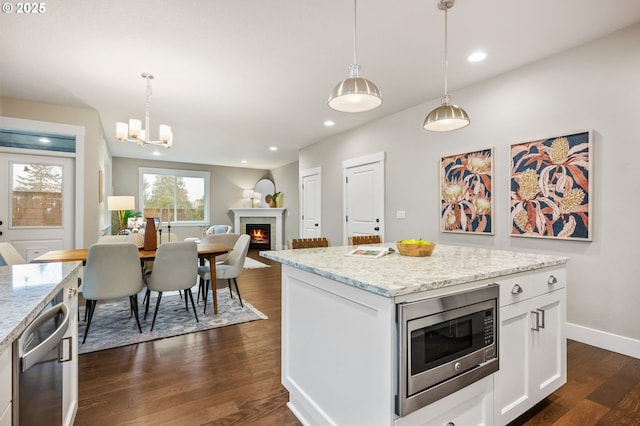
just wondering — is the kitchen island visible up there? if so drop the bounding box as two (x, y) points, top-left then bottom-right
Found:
(0, 261), (82, 426)
(261, 244), (568, 426)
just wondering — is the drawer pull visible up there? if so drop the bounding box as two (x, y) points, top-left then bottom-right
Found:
(548, 275), (558, 285)
(531, 310), (540, 331)
(511, 284), (523, 294)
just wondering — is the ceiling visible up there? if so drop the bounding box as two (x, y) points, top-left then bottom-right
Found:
(1, 0), (639, 169)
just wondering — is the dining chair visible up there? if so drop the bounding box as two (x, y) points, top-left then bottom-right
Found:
(144, 241), (199, 331)
(0, 242), (26, 265)
(198, 234), (250, 312)
(348, 235), (382, 245)
(205, 224), (232, 235)
(289, 237), (330, 249)
(82, 243), (144, 343)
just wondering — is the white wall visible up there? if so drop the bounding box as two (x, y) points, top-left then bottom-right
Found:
(299, 24), (640, 355)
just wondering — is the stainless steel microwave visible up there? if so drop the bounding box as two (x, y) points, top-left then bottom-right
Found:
(396, 284), (499, 417)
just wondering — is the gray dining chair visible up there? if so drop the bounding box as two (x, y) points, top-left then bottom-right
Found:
(198, 234), (250, 313)
(144, 241), (199, 331)
(82, 242), (144, 343)
(0, 242), (26, 265)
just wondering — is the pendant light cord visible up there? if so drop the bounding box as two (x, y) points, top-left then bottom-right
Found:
(353, 0), (358, 65)
(443, 5), (448, 97)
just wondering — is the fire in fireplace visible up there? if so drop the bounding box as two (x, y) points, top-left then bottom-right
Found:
(246, 223), (271, 250)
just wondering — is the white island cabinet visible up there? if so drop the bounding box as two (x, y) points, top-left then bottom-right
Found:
(0, 261), (81, 426)
(494, 266), (567, 425)
(262, 245), (568, 426)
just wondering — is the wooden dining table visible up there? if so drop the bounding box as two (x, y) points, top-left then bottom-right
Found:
(31, 243), (232, 315)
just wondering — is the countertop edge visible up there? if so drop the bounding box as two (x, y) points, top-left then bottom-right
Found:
(0, 261), (82, 355)
(261, 249), (569, 298)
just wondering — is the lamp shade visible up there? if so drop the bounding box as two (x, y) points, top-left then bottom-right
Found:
(107, 196), (135, 211)
(423, 96), (470, 132)
(328, 76), (382, 113)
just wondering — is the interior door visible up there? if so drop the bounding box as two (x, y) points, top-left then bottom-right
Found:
(343, 153), (385, 244)
(300, 168), (322, 238)
(0, 153), (74, 261)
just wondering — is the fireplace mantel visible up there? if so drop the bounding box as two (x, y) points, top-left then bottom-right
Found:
(230, 208), (286, 250)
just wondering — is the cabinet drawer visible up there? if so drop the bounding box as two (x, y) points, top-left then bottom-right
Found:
(496, 272), (535, 307)
(534, 266), (566, 295)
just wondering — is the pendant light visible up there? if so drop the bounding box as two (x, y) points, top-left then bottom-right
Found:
(328, 0), (382, 113)
(424, 0), (470, 132)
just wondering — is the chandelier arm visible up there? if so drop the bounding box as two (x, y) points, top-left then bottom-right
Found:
(144, 76), (152, 145)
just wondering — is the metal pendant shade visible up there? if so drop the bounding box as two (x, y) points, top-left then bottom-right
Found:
(424, 0), (469, 132)
(328, 0), (382, 113)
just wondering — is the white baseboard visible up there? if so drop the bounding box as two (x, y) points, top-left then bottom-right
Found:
(567, 322), (640, 359)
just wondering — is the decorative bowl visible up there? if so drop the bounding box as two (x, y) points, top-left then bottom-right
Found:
(395, 241), (436, 257)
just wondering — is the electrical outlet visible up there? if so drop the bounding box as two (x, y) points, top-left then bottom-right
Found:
(396, 210), (406, 219)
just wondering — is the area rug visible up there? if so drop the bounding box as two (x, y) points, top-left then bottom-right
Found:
(243, 257), (270, 269)
(78, 288), (267, 354)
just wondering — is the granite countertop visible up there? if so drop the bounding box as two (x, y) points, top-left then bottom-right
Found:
(261, 244), (568, 298)
(0, 261), (82, 354)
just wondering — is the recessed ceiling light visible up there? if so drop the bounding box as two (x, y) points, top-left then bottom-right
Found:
(152, 151), (160, 156)
(468, 51), (487, 62)
(269, 146), (278, 151)
(39, 137), (51, 143)
(324, 120), (335, 127)
(241, 160), (247, 164)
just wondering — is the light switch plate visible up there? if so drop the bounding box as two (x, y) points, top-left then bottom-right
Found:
(396, 210), (406, 219)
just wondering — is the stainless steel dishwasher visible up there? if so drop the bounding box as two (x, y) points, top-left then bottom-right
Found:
(12, 289), (71, 425)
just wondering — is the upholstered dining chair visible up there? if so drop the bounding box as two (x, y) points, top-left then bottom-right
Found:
(82, 243), (144, 343)
(348, 235), (382, 245)
(0, 242), (26, 265)
(289, 237), (330, 249)
(205, 224), (232, 235)
(144, 241), (199, 331)
(198, 234), (250, 312)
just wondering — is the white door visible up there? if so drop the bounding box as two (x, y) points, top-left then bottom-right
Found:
(343, 153), (385, 244)
(300, 167), (322, 238)
(0, 153), (75, 261)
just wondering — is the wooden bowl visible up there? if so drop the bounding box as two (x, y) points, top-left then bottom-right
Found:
(395, 241), (436, 257)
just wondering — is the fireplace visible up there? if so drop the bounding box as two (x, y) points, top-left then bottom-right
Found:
(246, 223), (271, 250)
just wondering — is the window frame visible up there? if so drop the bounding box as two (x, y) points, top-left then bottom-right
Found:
(138, 167), (210, 226)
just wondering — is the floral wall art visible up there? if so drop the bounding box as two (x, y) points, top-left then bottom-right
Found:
(440, 148), (493, 234)
(510, 131), (591, 240)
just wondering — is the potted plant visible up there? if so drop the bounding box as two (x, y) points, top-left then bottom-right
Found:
(264, 192), (281, 208)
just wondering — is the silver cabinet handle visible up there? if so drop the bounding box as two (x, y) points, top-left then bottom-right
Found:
(537, 308), (546, 329)
(531, 310), (540, 331)
(511, 284), (523, 294)
(547, 275), (558, 285)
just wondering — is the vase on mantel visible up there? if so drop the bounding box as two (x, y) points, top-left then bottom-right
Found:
(143, 217), (157, 250)
(276, 193), (284, 208)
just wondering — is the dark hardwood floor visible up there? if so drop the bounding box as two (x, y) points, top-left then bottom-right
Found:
(75, 252), (640, 425)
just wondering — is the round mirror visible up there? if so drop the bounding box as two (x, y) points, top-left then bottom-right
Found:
(254, 178), (275, 208)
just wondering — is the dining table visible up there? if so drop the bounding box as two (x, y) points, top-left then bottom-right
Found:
(30, 243), (232, 315)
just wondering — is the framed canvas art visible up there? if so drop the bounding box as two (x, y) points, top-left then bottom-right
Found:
(510, 131), (592, 240)
(440, 148), (493, 234)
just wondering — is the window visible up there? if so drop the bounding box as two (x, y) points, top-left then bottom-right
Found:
(12, 162), (63, 227)
(139, 167), (209, 225)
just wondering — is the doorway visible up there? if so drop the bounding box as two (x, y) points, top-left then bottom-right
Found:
(343, 152), (385, 245)
(0, 116), (85, 260)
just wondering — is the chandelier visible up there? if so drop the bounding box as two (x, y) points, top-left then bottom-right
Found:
(116, 73), (173, 147)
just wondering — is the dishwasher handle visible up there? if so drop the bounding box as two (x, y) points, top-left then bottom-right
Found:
(18, 302), (70, 372)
